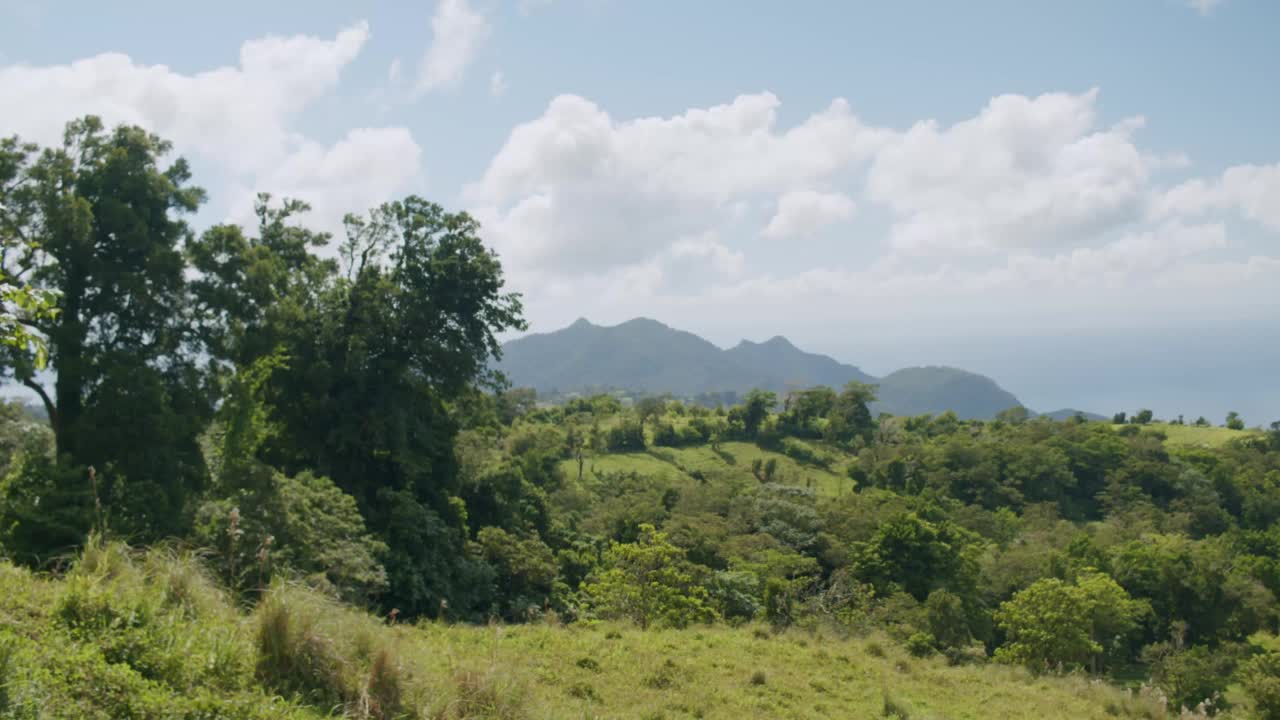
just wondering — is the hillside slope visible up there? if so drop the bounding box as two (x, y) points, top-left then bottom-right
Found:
(0, 547), (1174, 720)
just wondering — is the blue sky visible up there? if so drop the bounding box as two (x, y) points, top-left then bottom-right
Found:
(2, 0), (1278, 421)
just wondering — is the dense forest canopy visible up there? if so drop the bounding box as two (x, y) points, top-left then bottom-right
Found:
(2, 118), (1280, 718)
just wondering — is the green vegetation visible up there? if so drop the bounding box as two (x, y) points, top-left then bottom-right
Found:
(3, 117), (1280, 718)
(0, 541), (1223, 719)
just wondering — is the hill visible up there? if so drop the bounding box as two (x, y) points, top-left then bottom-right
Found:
(1040, 408), (1109, 421)
(0, 545), (1176, 720)
(872, 366), (1024, 420)
(499, 318), (1027, 419)
(722, 335), (876, 388)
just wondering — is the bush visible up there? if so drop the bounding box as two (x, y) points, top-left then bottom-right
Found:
(1145, 642), (1238, 713)
(605, 421), (646, 451)
(253, 589), (347, 706)
(650, 421), (679, 447)
(780, 438), (832, 469)
(905, 632), (935, 658)
(439, 667), (527, 720)
(1239, 645), (1280, 719)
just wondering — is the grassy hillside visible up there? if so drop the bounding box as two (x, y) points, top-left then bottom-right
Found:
(1111, 422), (1259, 448)
(0, 543), (1181, 720)
(562, 441), (854, 499)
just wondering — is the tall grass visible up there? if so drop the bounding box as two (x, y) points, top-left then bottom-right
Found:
(0, 541), (1217, 719)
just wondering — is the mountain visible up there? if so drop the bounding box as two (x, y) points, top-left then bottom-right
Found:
(723, 336), (876, 388)
(498, 318), (1034, 419)
(495, 318), (766, 396)
(872, 366), (1023, 420)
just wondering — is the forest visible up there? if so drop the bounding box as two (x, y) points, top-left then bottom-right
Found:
(1, 118), (1279, 718)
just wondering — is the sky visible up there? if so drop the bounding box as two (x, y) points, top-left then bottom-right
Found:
(1, 0), (1278, 422)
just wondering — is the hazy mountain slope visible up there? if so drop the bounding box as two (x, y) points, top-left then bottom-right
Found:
(723, 336), (876, 388)
(873, 366), (1023, 420)
(498, 319), (1030, 419)
(497, 318), (766, 395)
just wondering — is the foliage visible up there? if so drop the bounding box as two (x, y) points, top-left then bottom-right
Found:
(583, 524), (717, 628)
(994, 571), (1145, 672)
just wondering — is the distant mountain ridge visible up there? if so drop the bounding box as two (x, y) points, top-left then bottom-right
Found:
(497, 317), (1066, 419)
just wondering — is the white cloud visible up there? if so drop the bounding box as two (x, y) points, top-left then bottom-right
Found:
(867, 89), (1151, 256)
(0, 22), (422, 236)
(1187, 0), (1225, 16)
(761, 189), (855, 239)
(227, 127), (422, 233)
(416, 0), (490, 94)
(0, 22), (370, 174)
(967, 221), (1229, 290)
(489, 70), (507, 97)
(1151, 163), (1280, 230)
(466, 92), (888, 279)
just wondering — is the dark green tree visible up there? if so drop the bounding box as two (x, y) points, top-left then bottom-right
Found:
(1, 117), (211, 545)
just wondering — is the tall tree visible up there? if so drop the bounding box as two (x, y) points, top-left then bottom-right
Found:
(0, 117), (210, 542)
(189, 195), (525, 617)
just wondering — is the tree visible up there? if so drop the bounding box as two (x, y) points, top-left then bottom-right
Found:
(849, 512), (979, 602)
(739, 389), (777, 439)
(1226, 411), (1245, 431)
(1113, 412), (1127, 424)
(1239, 634), (1280, 719)
(1, 117), (211, 544)
(634, 396), (667, 436)
(995, 571), (1145, 672)
(925, 589), (972, 651)
(1133, 409), (1154, 425)
(189, 195), (525, 618)
(583, 523), (717, 628)
(995, 578), (1096, 671)
(996, 406), (1031, 425)
(826, 382), (878, 444)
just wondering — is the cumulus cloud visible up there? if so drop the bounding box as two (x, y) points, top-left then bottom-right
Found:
(867, 89), (1152, 256)
(0, 22), (370, 173)
(761, 189), (855, 239)
(227, 127), (423, 232)
(1151, 163), (1280, 230)
(466, 92), (888, 279)
(467, 86), (1280, 337)
(0, 22), (422, 235)
(416, 0), (490, 94)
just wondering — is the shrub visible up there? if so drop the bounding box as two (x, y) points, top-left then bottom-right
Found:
(253, 589), (347, 706)
(749, 670), (767, 686)
(606, 421), (646, 451)
(780, 438), (832, 469)
(882, 689), (912, 719)
(905, 632), (935, 658)
(439, 667), (527, 720)
(1239, 645), (1280, 719)
(650, 421), (679, 447)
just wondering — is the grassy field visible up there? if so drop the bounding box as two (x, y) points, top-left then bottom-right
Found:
(0, 545), (1182, 720)
(1110, 422), (1258, 448)
(560, 441), (854, 499)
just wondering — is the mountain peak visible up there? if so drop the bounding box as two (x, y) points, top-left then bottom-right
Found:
(762, 335), (796, 349)
(614, 317), (669, 330)
(568, 317), (594, 329)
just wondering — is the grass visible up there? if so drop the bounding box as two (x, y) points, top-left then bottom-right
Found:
(1109, 422), (1258, 448)
(0, 543), (1194, 720)
(560, 442), (855, 499)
